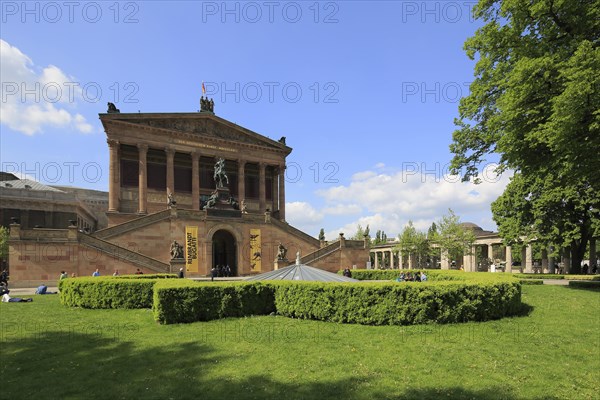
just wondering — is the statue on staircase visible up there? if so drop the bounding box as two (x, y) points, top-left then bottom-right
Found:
(170, 241), (184, 260)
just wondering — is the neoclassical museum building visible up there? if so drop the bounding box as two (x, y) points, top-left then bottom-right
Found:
(7, 102), (369, 286)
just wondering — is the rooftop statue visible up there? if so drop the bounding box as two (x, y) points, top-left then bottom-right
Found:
(107, 102), (120, 113)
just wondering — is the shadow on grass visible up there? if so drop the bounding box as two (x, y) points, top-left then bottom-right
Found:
(514, 301), (535, 317)
(1, 330), (550, 400)
(563, 284), (600, 292)
(389, 387), (558, 400)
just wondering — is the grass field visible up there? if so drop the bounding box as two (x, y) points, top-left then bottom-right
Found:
(1, 285), (598, 399)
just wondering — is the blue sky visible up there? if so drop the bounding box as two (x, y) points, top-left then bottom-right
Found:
(1, 1), (510, 239)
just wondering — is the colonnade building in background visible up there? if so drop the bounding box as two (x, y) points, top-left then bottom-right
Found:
(369, 223), (596, 274)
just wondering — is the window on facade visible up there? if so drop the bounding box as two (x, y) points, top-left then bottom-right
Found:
(121, 160), (139, 187)
(174, 166), (192, 193)
(147, 163), (166, 190)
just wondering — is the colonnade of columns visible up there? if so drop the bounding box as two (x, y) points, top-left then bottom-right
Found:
(107, 139), (286, 219)
(368, 243), (532, 272)
(370, 249), (420, 269)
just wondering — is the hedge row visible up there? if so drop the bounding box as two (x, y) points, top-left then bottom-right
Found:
(518, 279), (544, 285)
(338, 269), (467, 281)
(568, 281), (600, 289)
(152, 278), (522, 326)
(61, 273), (523, 327)
(273, 280), (521, 325)
(105, 274), (178, 280)
(59, 277), (166, 309)
(153, 280), (276, 324)
(513, 273), (600, 281)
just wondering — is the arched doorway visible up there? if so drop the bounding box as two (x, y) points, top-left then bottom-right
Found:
(212, 229), (237, 276)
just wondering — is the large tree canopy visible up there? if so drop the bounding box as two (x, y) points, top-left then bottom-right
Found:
(451, 0), (600, 271)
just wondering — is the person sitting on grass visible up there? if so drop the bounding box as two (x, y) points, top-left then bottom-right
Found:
(420, 271), (428, 282)
(35, 284), (57, 295)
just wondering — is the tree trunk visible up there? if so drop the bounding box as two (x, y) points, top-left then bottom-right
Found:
(570, 240), (586, 274)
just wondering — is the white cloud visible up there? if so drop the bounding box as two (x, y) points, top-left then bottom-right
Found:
(311, 163), (512, 238)
(322, 204), (362, 215)
(0, 40), (94, 135)
(286, 201), (324, 231)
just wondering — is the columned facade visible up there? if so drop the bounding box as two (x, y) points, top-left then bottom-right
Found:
(191, 152), (200, 210)
(137, 144), (148, 214)
(278, 164), (286, 221)
(100, 112), (292, 221)
(107, 139), (120, 212)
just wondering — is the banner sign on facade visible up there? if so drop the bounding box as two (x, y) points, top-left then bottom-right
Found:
(250, 228), (261, 272)
(185, 226), (199, 272)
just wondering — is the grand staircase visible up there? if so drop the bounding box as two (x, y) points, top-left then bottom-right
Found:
(79, 233), (170, 273)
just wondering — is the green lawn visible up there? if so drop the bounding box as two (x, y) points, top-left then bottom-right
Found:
(1, 285), (598, 399)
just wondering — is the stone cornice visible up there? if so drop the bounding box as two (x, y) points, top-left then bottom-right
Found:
(100, 113), (291, 159)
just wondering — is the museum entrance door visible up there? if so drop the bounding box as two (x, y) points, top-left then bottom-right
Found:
(212, 230), (237, 276)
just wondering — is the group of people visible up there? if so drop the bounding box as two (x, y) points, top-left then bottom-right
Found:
(210, 265), (232, 280)
(396, 271), (428, 282)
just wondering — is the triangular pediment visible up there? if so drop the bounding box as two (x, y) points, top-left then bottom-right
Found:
(107, 114), (287, 150)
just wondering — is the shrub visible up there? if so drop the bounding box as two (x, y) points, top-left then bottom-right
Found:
(272, 280), (521, 325)
(152, 277), (522, 326)
(568, 281), (600, 289)
(106, 274), (178, 280)
(59, 277), (158, 309)
(518, 279), (544, 285)
(153, 280), (276, 324)
(513, 273), (561, 280)
(339, 269), (467, 281)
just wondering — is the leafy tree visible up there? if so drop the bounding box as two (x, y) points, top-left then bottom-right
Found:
(373, 230), (388, 245)
(352, 224), (365, 240)
(492, 173), (598, 272)
(396, 221), (430, 268)
(318, 228), (325, 241)
(450, 0), (600, 272)
(0, 226), (9, 263)
(427, 222), (437, 239)
(432, 210), (476, 262)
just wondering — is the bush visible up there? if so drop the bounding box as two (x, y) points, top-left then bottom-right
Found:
(513, 273), (561, 280)
(513, 273), (600, 281)
(568, 280), (600, 289)
(153, 280), (276, 324)
(272, 280), (522, 325)
(105, 274), (178, 280)
(519, 279), (544, 285)
(59, 277), (159, 309)
(339, 269), (467, 281)
(152, 277), (522, 326)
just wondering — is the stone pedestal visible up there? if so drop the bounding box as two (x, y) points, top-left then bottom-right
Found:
(274, 258), (289, 270)
(170, 258), (186, 274)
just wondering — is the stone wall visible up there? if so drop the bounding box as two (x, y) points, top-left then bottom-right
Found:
(8, 240), (141, 287)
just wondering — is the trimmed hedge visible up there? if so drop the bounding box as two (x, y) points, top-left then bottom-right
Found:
(105, 274), (178, 279)
(513, 273), (600, 281)
(152, 277), (522, 326)
(519, 279), (544, 285)
(62, 271), (523, 326)
(153, 280), (276, 324)
(568, 280), (600, 289)
(272, 280), (521, 325)
(338, 269), (466, 281)
(59, 277), (173, 309)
